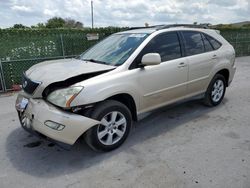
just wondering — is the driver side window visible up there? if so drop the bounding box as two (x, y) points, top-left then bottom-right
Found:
(131, 32), (182, 69)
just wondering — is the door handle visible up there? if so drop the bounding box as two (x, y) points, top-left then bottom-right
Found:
(211, 55), (217, 59)
(178, 62), (187, 68)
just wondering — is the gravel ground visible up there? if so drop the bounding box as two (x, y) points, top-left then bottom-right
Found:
(0, 57), (249, 188)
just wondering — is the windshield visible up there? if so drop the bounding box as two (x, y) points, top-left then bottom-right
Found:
(80, 33), (149, 66)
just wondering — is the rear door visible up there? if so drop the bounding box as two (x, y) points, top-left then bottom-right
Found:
(181, 31), (217, 95)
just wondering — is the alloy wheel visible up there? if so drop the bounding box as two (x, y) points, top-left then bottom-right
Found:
(211, 79), (224, 103)
(97, 111), (127, 145)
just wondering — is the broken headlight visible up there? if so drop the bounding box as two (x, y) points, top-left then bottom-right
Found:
(47, 86), (83, 108)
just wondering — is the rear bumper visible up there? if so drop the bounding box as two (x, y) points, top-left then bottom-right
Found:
(16, 92), (100, 145)
(228, 65), (236, 86)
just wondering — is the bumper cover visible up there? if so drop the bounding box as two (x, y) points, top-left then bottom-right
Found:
(16, 92), (100, 145)
(228, 66), (236, 86)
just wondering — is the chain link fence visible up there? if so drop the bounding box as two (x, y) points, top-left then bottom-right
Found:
(0, 28), (250, 92)
(0, 30), (114, 92)
(220, 29), (250, 57)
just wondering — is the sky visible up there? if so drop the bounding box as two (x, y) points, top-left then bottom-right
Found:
(0, 0), (249, 28)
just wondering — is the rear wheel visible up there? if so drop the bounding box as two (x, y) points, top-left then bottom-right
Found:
(84, 100), (132, 152)
(203, 74), (226, 106)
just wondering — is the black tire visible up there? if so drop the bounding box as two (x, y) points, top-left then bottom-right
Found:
(203, 74), (226, 107)
(84, 100), (132, 152)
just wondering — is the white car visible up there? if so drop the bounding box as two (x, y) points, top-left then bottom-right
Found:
(16, 25), (236, 151)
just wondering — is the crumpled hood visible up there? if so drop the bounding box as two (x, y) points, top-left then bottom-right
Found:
(23, 58), (116, 98)
(26, 58), (115, 84)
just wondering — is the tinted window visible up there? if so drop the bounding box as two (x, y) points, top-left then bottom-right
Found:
(205, 34), (221, 50)
(141, 32), (182, 62)
(201, 34), (213, 52)
(182, 31), (204, 56)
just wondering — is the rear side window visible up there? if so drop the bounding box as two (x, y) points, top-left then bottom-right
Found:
(201, 34), (214, 52)
(182, 31), (204, 56)
(140, 32), (182, 62)
(204, 34), (222, 50)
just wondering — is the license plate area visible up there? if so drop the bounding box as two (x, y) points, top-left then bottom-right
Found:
(21, 98), (29, 109)
(16, 97), (29, 112)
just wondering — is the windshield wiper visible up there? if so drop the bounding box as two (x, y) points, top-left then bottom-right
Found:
(83, 58), (108, 65)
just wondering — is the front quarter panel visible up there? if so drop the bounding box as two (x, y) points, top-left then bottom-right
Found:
(71, 70), (140, 110)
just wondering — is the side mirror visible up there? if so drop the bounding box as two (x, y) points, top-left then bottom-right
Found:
(141, 53), (161, 67)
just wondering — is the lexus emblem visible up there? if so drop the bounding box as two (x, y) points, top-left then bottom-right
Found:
(23, 81), (28, 88)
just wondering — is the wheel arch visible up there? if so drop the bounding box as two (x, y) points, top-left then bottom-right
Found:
(106, 93), (138, 121)
(215, 69), (230, 87)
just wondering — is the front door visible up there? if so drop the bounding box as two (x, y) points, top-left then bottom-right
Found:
(132, 32), (189, 113)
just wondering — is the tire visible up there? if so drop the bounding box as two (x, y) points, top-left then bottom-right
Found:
(84, 100), (132, 152)
(203, 74), (226, 107)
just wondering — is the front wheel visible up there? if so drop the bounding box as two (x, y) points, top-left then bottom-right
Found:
(203, 74), (226, 106)
(84, 100), (132, 152)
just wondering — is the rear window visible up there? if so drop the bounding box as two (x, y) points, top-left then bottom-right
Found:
(204, 34), (222, 50)
(182, 31), (204, 56)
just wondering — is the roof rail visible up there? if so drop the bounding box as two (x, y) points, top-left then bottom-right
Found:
(127, 26), (156, 30)
(156, 24), (209, 30)
(127, 24), (210, 31)
(127, 25), (166, 30)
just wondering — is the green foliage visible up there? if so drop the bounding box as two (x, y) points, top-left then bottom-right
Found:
(46, 17), (66, 28)
(214, 24), (250, 29)
(243, 24), (250, 28)
(32, 23), (46, 29)
(44, 17), (84, 29)
(13, 24), (29, 29)
(214, 24), (237, 29)
(64, 18), (83, 29)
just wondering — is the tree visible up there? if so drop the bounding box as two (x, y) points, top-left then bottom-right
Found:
(64, 18), (83, 28)
(75, 21), (84, 28)
(10, 17), (84, 29)
(45, 17), (83, 29)
(37, 23), (46, 28)
(46, 17), (65, 28)
(243, 24), (250, 28)
(31, 23), (46, 29)
(13, 24), (28, 29)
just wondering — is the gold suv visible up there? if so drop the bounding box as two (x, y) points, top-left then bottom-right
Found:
(16, 25), (236, 151)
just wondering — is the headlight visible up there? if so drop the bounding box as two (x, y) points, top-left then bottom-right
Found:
(47, 86), (83, 108)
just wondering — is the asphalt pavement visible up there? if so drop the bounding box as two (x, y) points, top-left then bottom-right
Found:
(0, 57), (249, 188)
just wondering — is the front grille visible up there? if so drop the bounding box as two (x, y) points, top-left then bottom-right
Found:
(22, 72), (41, 95)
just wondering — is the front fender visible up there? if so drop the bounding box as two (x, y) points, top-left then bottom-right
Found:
(71, 83), (140, 111)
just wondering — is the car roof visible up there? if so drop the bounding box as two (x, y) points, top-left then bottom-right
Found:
(116, 24), (213, 35)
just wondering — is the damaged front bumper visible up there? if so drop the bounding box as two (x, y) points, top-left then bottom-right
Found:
(15, 92), (100, 145)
